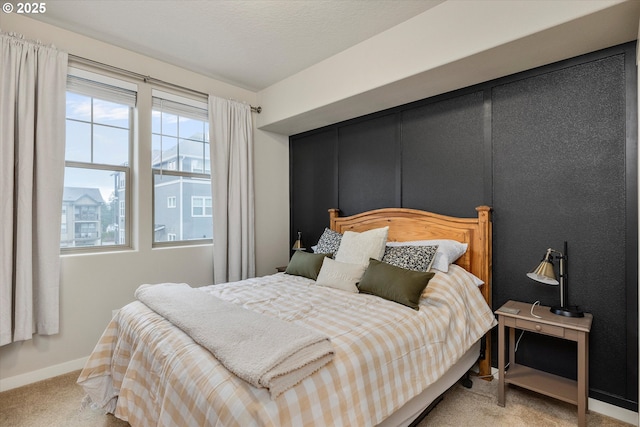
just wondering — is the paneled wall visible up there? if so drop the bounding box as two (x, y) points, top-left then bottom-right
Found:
(289, 43), (637, 410)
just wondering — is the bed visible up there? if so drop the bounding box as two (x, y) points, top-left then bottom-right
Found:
(78, 206), (495, 427)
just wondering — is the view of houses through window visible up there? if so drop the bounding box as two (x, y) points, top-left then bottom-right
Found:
(152, 92), (212, 244)
(62, 71), (212, 251)
(62, 72), (134, 249)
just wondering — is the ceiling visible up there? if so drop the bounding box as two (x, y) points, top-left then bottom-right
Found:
(28, 0), (444, 91)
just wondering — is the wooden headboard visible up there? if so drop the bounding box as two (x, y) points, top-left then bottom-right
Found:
(329, 205), (493, 378)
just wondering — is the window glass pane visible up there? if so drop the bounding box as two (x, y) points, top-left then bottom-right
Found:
(152, 110), (162, 134)
(161, 111), (178, 137)
(152, 133), (162, 164)
(152, 136), (178, 170)
(204, 143), (211, 174)
(93, 98), (130, 128)
(65, 120), (92, 162)
(179, 139), (207, 173)
(93, 124), (129, 165)
(179, 116), (204, 141)
(66, 92), (91, 122)
(204, 122), (210, 143)
(153, 173), (212, 243)
(61, 167), (126, 248)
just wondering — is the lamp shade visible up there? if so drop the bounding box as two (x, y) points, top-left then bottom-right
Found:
(526, 259), (559, 285)
(292, 231), (305, 251)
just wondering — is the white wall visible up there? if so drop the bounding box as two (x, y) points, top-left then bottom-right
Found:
(0, 13), (289, 386)
(257, 0), (640, 136)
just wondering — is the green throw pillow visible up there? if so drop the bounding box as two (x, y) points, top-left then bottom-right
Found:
(357, 258), (435, 310)
(285, 251), (330, 280)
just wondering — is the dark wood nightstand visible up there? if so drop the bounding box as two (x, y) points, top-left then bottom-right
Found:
(496, 300), (592, 427)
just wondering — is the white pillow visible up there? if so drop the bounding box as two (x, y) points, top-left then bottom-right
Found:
(447, 263), (485, 286)
(335, 226), (389, 266)
(315, 258), (367, 293)
(386, 239), (468, 272)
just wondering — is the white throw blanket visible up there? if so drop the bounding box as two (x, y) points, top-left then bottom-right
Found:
(134, 283), (334, 398)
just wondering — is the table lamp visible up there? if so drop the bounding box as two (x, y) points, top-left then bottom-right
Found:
(526, 241), (584, 317)
(292, 231), (305, 251)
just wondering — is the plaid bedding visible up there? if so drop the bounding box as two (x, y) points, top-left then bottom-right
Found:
(78, 265), (496, 427)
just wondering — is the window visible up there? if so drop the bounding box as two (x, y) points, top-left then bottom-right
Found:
(192, 196), (212, 217)
(62, 69), (135, 250)
(152, 90), (211, 245)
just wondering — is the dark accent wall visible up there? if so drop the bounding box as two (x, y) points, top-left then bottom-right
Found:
(289, 42), (637, 411)
(401, 91), (486, 215)
(338, 114), (400, 213)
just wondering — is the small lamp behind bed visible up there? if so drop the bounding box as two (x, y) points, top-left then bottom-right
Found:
(292, 231), (305, 251)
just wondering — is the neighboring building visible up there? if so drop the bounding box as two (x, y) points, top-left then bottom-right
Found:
(151, 138), (212, 243)
(60, 187), (105, 248)
(113, 170), (126, 245)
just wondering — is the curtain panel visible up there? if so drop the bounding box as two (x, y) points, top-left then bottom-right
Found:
(0, 32), (68, 345)
(209, 96), (255, 284)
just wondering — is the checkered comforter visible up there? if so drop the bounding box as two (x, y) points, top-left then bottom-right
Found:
(77, 265), (496, 427)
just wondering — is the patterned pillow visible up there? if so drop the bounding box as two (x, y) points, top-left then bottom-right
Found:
(381, 245), (439, 272)
(315, 228), (342, 256)
(386, 240), (467, 272)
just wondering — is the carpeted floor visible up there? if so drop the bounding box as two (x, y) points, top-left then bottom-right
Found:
(0, 370), (633, 426)
(0, 371), (127, 427)
(423, 373), (633, 427)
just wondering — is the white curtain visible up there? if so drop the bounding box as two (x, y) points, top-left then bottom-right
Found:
(209, 96), (256, 284)
(0, 33), (68, 346)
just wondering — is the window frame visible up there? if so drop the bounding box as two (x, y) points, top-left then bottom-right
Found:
(151, 90), (212, 248)
(61, 69), (135, 254)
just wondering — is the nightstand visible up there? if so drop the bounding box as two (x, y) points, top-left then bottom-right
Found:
(496, 300), (592, 427)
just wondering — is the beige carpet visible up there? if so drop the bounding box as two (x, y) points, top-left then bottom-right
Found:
(423, 374), (633, 427)
(0, 371), (127, 427)
(0, 370), (633, 427)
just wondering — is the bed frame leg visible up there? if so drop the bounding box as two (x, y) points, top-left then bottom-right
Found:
(461, 372), (473, 389)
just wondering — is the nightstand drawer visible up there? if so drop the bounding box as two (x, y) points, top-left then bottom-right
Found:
(515, 318), (565, 338)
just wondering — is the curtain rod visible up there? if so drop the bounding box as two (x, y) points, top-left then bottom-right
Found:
(68, 54), (262, 113)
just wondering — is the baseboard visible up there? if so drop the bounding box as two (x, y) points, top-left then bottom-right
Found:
(0, 356), (88, 392)
(589, 397), (638, 426)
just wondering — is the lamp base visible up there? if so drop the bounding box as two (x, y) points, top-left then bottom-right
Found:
(550, 305), (584, 318)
